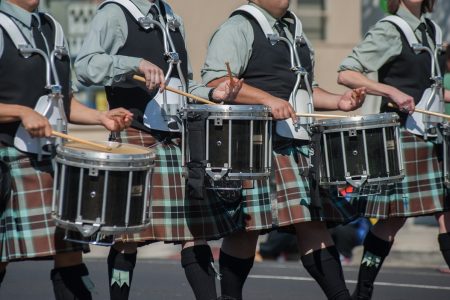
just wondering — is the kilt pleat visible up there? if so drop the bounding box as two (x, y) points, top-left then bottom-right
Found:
(0, 146), (87, 262)
(241, 144), (355, 231)
(117, 128), (240, 242)
(349, 129), (450, 218)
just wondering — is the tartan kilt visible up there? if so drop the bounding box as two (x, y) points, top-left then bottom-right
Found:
(241, 143), (356, 231)
(116, 128), (240, 242)
(349, 128), (450, 218)
(0, 146), (87, 262)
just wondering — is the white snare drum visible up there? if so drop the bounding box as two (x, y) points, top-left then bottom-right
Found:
(182, 104), (272, 180)
(312, 113), (404, 188)
(52, 141), (155, 242)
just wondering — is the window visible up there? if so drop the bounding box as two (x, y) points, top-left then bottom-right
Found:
(292, 0), (326, 40)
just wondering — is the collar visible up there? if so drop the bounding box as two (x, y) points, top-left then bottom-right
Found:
(0, 1), (37, 29)
(396, 5), (427, 31)
(132, 0), (161, 15)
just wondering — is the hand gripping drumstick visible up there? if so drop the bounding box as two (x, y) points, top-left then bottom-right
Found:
(132, 75), (217, 105)
(387, 102), (450, 120)
(52, 131), (113, 151)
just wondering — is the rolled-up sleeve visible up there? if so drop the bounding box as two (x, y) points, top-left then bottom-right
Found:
(74, 5), (141, 87)
(201, 15), (253, 85)
(338, 21), (402, 74)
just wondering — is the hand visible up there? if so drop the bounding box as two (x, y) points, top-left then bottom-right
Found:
(389, 89), (415, 114)
(99, 108), (134, 131)
(338, 87), (366, 112)
(211, 78), (244, 102)
(263, 97), (298, 122)
(20, 108), (52, 138)
(138, 59), (166, 91)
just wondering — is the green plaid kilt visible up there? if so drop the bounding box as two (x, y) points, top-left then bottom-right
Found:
(116, 128), (240, 242)
(0, 146), (87, 262)
(349, 129), (450, 218)
(241, 143), (356, 231)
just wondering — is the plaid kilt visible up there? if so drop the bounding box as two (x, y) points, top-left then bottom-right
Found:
(349, 128), (450, 218)
(117, 128), (240, 242)
(0, 146), (86, 262)
(241, 143), (356, 231)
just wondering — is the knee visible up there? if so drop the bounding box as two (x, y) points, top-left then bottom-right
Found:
(112, 241), (138, 254)
(222, 231), (260, 258)
(54, 251), (83, 268)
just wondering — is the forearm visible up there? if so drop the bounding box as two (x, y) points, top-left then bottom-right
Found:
(338, 70), (395, 98)
(445, 89), (450, 102)
(207, 77), (277, 105)
(68, 97), (103, 125)
(312, 87), (342, 111)
(0, 103), (30, 123)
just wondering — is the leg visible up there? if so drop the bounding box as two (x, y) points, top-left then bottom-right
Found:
(436, 212), (450, 268)
(51, 251), (93, 300)
(181, 240), (217, 300)
(0, 262), (7, 287)
(295, 221), (350, 300)
(352, 217), (406, 300)
(219, 231), (259, 300)
(107, 242), (138, 300)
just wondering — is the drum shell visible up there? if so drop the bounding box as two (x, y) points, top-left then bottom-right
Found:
(312, 113), (404, 187)
(53, 142), (154, 236)
(182, 105), (272, 180)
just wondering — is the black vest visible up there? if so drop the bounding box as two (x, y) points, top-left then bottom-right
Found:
(0, 13), (71, 146)
(232, 11), (314, 101)
(379, 19), (446, 124)
(104, 3), (189, 131)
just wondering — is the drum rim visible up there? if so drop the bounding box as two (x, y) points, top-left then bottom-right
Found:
(312, 112), (399, 128)
(183, 104), (271, 114)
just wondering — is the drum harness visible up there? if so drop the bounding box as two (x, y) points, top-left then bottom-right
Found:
(234, 5), (324, 211)
(382, 15), (445, 140)
(0, 12), (68, 159)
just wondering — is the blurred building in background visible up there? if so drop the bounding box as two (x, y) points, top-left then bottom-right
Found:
(38, 0), (449, 110)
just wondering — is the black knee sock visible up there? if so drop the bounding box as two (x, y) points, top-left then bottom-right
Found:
(301, 246), (350, 300)
(353, 231), (393, 300)
(107, 247), (137, 300)
(181, 245), (217, 300)
(0, 269), (5, 286)
(51, 263), (93, 300)
(438, 233), (450, 268)
(219, 250), (254, 300)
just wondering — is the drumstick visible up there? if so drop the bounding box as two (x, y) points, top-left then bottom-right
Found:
(52, 131), (112, 151)
(132, 75), (217, 105)
(387, 103), (450, 120)
(225, 62), (234, 88)
(296, 113), (349, 119)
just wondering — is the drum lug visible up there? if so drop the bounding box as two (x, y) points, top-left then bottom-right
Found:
(206, 166), (229, 181)
(349, 129), (357, 137)
(89, 168), (99, 176)
(345, 175), (368, 188)
(74, 221), (101, 238)
(213, 118), (223, 126)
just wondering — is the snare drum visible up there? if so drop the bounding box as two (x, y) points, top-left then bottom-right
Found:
(182, 105), (272, 180)
(312, 113), (404, 187)
(52, 141), (155, 241)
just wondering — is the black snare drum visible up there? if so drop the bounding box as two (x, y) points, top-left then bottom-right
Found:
(312, 113), (404, 188)
(52, 141), (155, 242)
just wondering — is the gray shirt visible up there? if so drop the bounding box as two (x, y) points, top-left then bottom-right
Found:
(338, 6), (437, 73)
(74, 0), (211, 98)
(201, 3), (317, 87)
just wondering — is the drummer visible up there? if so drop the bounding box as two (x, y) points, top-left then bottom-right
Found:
(74, 0), (242, 299)
(0, 0), (132, 298)
(201, 0), (365, 299)
(337, 0), (449, 298)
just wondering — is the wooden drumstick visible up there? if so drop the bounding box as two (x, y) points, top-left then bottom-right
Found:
(225, 62), (234, 88)
(296, 113), (349, 119)
(132, 75), (217, 105)
(387, 103), (450, 120)
(52, 131), (112, 151)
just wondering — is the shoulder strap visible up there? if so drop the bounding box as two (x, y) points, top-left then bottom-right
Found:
(0, 12), (30, 50)
(381, 15), (419, 48)
(99, 0), (145, 23)
(426, 18), (442, 46)
(234, 5), (275, 37)
(42, 13), (65, 49)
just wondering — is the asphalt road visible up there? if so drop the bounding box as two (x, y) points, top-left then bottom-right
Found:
(0, 259), (449, 299)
